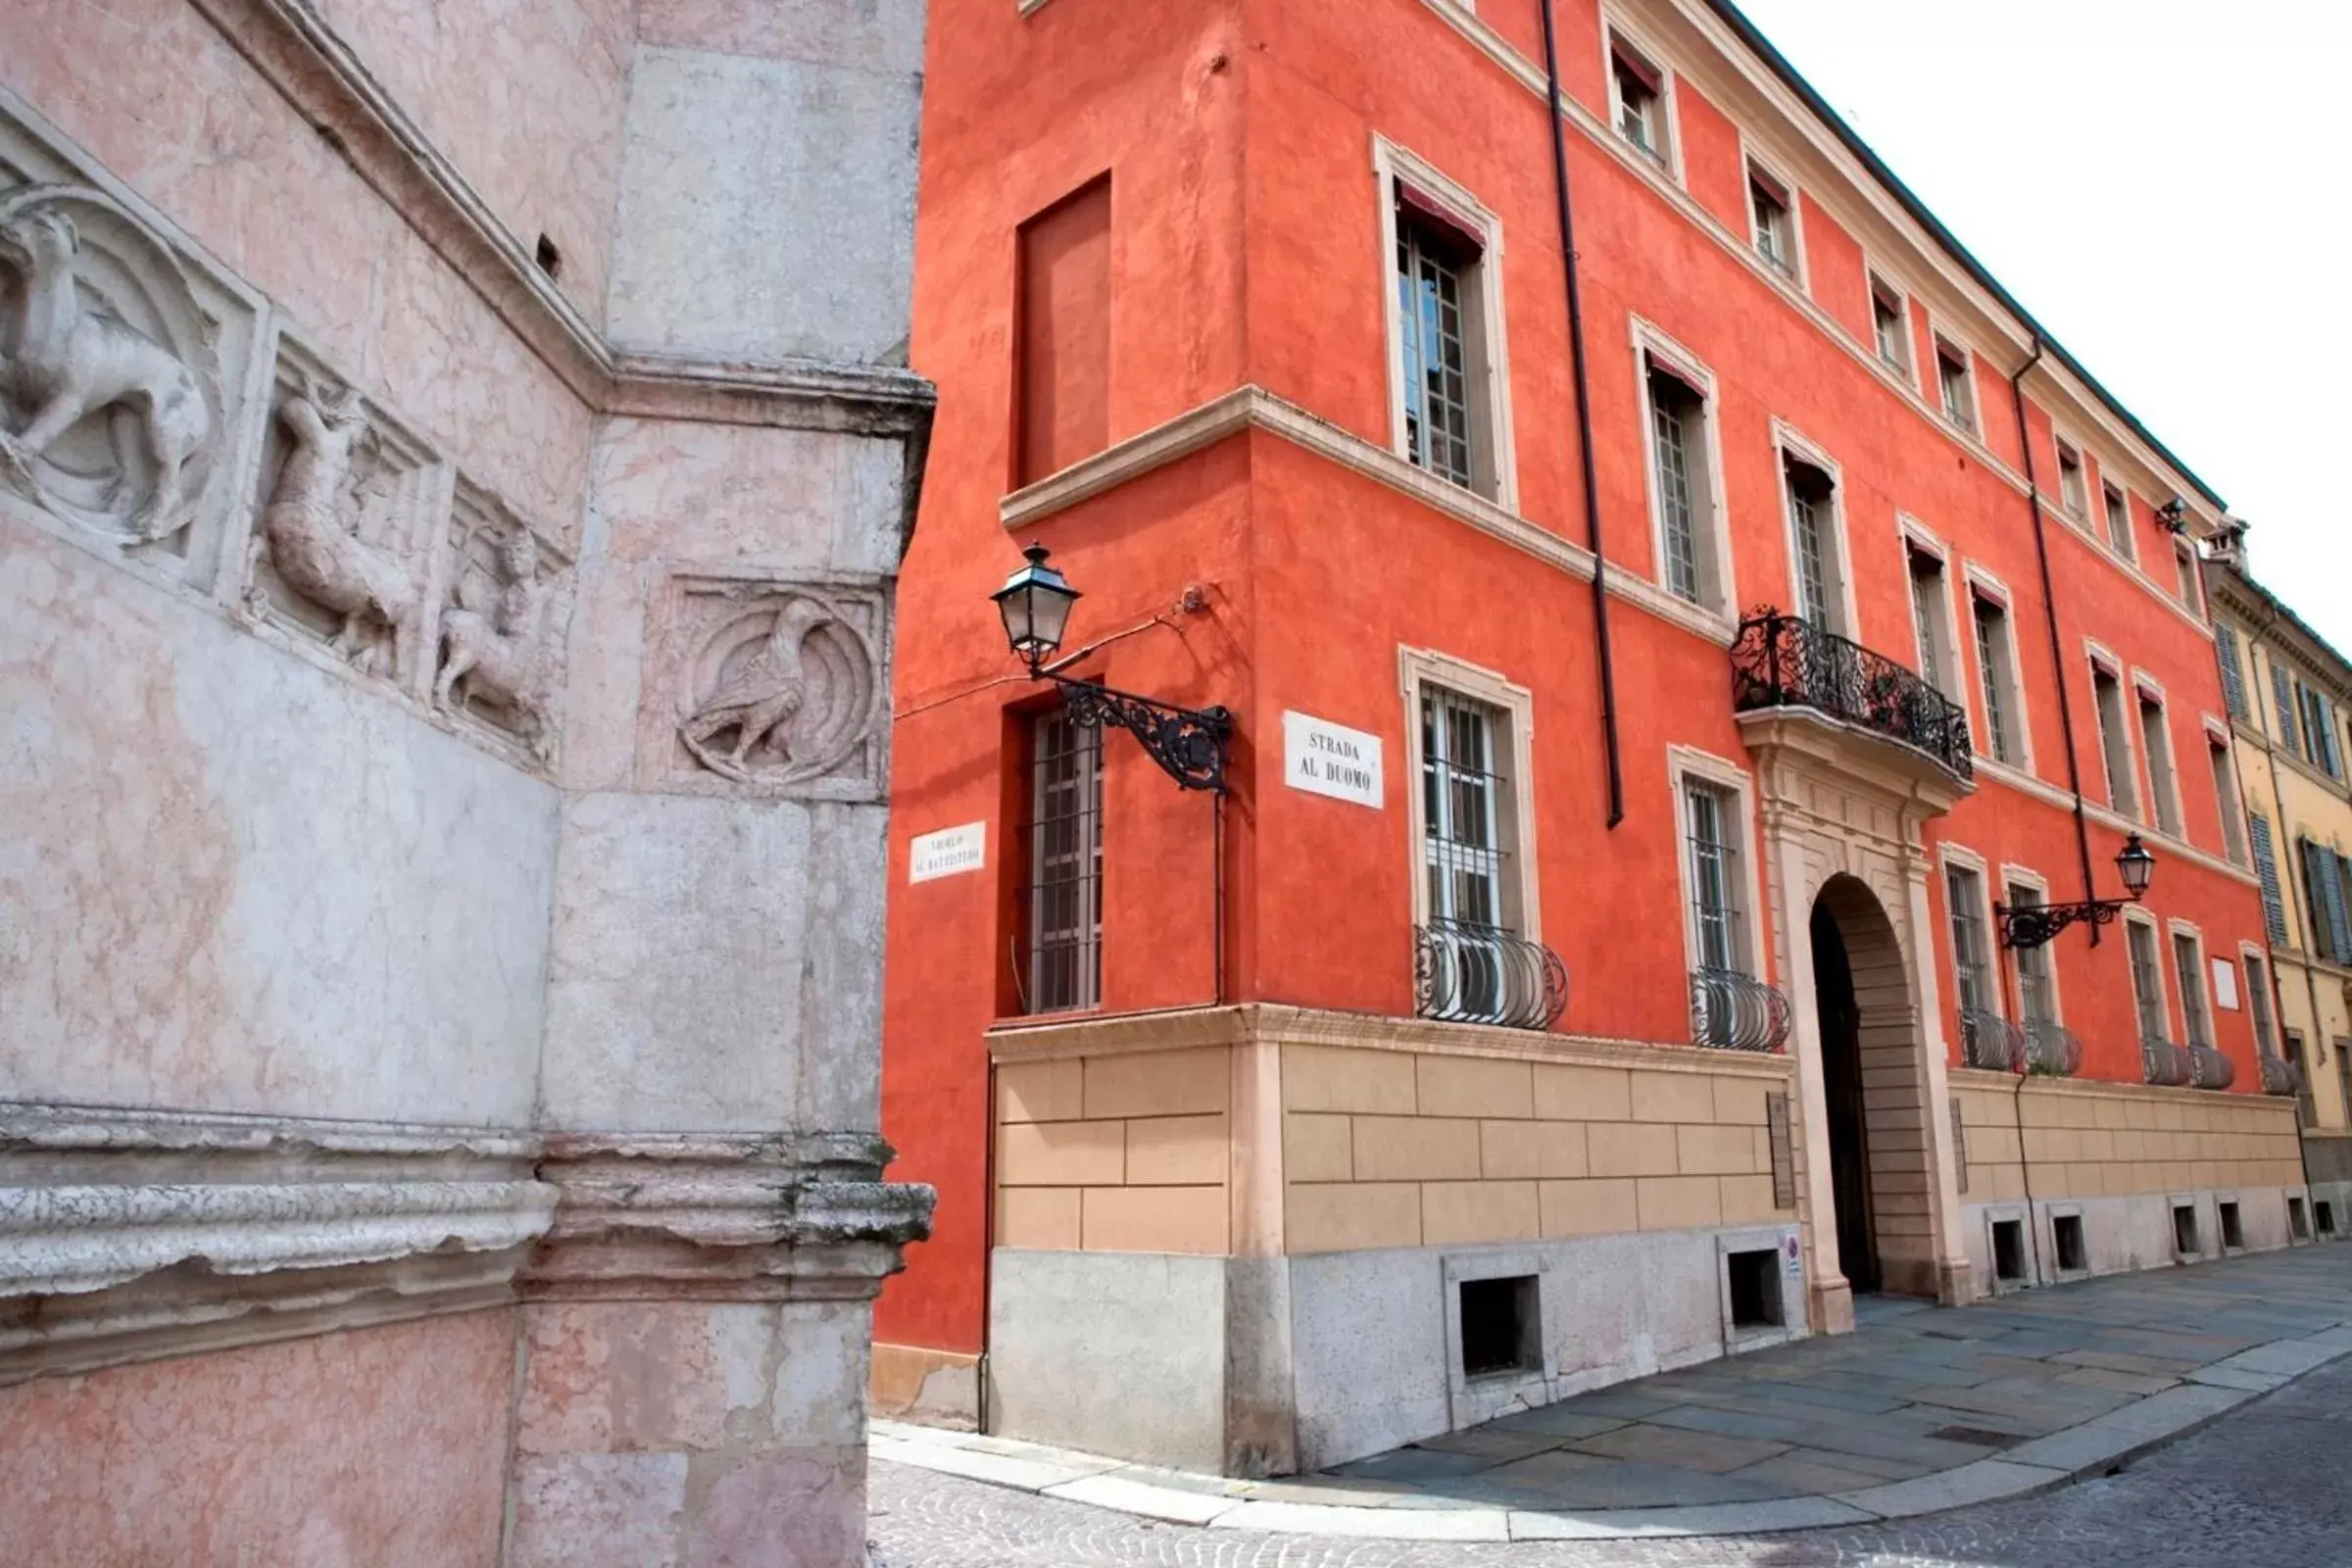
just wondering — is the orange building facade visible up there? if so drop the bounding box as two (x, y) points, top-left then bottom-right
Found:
(874, 0), (2307, 1473)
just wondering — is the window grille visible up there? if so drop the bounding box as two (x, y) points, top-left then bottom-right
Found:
(1973, 597), (2012, 764)
(1946, 864), (1990, 1016)
(1686, 781), (1743, 972)
(1422, 687), (1512, 930)
(2008, 883), (2055, 1024)
(2249, 811), (2289, 947)
(1649, 369), (1701, 603)
(1396, 207), (1475, 490)
(2172, 933), (2212, 1050)
(1021, 710), (1102, 1013)
(2127, 921), (2168, 1043)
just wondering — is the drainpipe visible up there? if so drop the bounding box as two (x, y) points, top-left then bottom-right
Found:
(2010, 340), (2100, 938)
(1540, 0), (1624, 829)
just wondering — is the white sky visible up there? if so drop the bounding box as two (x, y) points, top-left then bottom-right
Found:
(1730, 0), (2352, 650)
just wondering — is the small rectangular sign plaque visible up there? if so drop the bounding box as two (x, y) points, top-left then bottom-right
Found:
(1283, 710), (1384, 808)
(909, 822), (987, 883)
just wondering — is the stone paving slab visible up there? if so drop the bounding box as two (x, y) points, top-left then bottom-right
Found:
(872, 1246), (2352, 1541)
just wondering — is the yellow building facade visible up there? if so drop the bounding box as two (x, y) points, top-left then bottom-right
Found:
(2213, 562), (2352, 1228)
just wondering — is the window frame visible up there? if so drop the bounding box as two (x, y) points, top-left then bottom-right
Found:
(2169, 921), (2215, 1052)
(2205, 718), (2248, 865)
(1865, 265), (1915, 384)
(1373, 135), (1519, 512)
(1602, 19), (1684, 183)
(2241, 943), (2279, 1059)
(2133, 671), (2184, 840)
(2053, 432), (2088, 522)
(1670, 747), (1770, 981)
(1940, 844), (2000, 1023)
(2100, 478), (2137, 564)
(1899, 517), (1964, 705)
(2124, 907), (2174, 1044)
(1632, 318), (1735, 616)
(2087, 643), (2142, 821)
(1018, 706), (1105, 1016)
(1740, 143), (1807, 289)
(2002, 865), (2065, 1027)
(1399, 645), (1541, 940)
(2173, 538), (2204, 617)
(1773, 420), (1857, 639)
(1932, 329), (1980, 434)
(1965, 564), (2033, 774)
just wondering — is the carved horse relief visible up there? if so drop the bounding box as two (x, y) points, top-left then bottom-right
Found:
(677, 591), (879, 788)
(0, 184), (220, 544)
(436, 522), (564, 763)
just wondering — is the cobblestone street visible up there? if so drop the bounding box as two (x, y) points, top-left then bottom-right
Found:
(871, 1350), (2352, 1564)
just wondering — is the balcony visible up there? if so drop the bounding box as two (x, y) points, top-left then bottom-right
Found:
(2023, 1019), (2084, 1078)
(1690, 967), (1792, 1053)
(2142, 1037), (2193, 1087)
(1959, 1008), (2026, 1072)
(2260, 1053), (2305, 1098)
(1731, 611), (1974, 786)
(1415, 919), (1569, 1032)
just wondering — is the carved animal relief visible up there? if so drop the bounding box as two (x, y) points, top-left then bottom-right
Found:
(660, 578), (885, 798)
(245, 357), (441, 684)
(435, 485), (571, 764)
(0, 184), (223, 546)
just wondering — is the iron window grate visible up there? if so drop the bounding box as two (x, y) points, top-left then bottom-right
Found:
(1020, 710), (1102, 1013)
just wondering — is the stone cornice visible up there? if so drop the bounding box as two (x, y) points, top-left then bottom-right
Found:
(985, 1003), (1796, 1080)
(184, 0), (936, 439)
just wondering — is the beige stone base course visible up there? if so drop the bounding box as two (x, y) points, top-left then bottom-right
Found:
(1953, 1070), (2303, 1203)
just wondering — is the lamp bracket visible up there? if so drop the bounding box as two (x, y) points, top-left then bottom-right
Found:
(1050, 673), (1231, 793)
(1996, 898), (2128, 951)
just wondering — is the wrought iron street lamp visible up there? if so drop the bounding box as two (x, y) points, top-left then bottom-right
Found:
(1995, 834), (2156, 950)
(992, 544), (1232, 793)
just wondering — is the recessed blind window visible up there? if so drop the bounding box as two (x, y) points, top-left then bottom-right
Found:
(1024, 710), (1103, 1013)
(2172, 933), (2212, 1050)
(1687, 781), (1744, 973)
(1422, 688), (1513, 930)
(2128, 921), (2169, 1042)
(2249, 810), (2289, 947)
(1395, 205), (1476, 491)
(1946, 864), (1990, 1016)
(2009, 883), (2056, 1025)
(2214, 620), (2248, 719)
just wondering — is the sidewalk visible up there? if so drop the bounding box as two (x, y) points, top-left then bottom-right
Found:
(872, 1243), (2352, 1543)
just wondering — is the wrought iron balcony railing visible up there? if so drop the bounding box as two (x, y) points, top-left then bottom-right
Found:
(2023, 1019), (2083, 1078)
(1690, 968), (1792, 1053)
(1731, 610), (1974, 781)
(2259, 1053), (2305, 1098)
(1415, 918), (1569, 1032)
(2187, 1045), (2235, 1091)
(1959, 1007), (2026, 1072)
(2142, 1036), (2193, 1087)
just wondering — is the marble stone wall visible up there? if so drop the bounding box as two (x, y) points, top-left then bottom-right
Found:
(0, 1), (932, 1562)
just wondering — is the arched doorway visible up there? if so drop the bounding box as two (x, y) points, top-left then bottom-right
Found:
(1809, 875), (1934, 1298)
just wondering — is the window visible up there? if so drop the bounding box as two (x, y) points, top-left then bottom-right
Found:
(2172, 931), (2213, 1049)
(2092, 661), (2138, 818)
(2052, 1212), (2087, 1273)
(1870, 275), (1910, 373)
(1748, 163), (1796, 277)
(2009, 881), (2056, 1025)
(2245, 952), (2278, 1058)
(2271, 661), (2301, 760)
(1014, 177), (1112, 487)
(2299, 682), (2343, 778)
(1908, 544), (1956, 696)
(1642, 353), (1721, 607)
(1395, 203), (1478, 490)
(1021, 710), (1102, 1013)
(2127, 918), (2169, 1042)
(1946, 862), (1992, 1017)
(1423, 686), (1517, 930)
(1991, 1217), (2027, 1284)
(2137, 689), (2181, 837)
(2209, 736), (2247, 863)
(2299, 838), (2352, 963)
(1611, 35), (1671, 167)
(1936, 337), (1977, 432)
(1783, 453), (1842, 633)
(2249, 810), (2290, 947)
(2214, 620), (2248, 720)
(2174, 542), (2202, 614)
(1381, 145), (1510, 508)
(2102, 482), (2136, 564)
(1686, 779), (1747, 973)
(1972, 591), (2020, 766)
(2056, 438), (2086, 520)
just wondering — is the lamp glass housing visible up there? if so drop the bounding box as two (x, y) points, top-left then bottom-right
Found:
(993, 544), (1080, 666)
(2116, 833), (2156, 899)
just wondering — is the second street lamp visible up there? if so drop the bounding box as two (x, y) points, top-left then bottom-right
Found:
(991, 544), (1232, 794)
(1995, 833), (2156, 950)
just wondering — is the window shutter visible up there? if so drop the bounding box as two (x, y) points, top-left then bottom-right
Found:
(2215, 623), (2248, 720)
(2337, 855), (2352, 961)
(2250, 812), (2288, 947)
(2274, 665), (2302, 759)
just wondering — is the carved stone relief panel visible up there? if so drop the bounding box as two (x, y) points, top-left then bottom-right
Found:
(431, 478), (574, 769)
(639, 571), (889, 801)
(243, 338), (449, 691)
(0, 99), (267, 590)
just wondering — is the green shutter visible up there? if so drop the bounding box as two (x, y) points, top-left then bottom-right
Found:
(2275, 664), (2302, 760)
(2250, 812), (2289, 947)
(2215, 622), (2248, 721)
